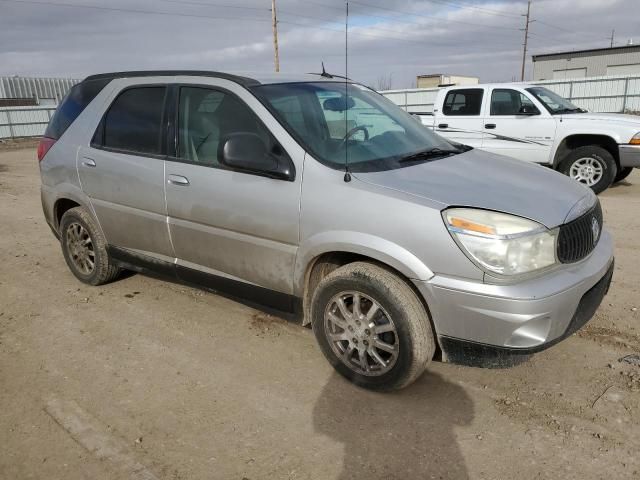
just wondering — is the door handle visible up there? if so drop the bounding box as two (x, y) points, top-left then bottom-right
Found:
(81, 158), (96, 167)
(167, 174), (190, 186)
(485, 123), (496, 129)
(438, 123), (448, 129)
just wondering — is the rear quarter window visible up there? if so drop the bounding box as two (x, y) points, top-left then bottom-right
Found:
(44, 78), (111, 140)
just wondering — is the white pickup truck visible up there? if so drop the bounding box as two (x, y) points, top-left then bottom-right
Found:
(419, 84), (640, 193)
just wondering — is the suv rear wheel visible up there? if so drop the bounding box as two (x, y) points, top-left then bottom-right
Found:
(311, 262), (435, 391)
(60, 207), (120, 285)
(559, 145), (617, 194)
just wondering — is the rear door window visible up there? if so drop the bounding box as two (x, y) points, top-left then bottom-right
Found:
(442, 89), (484, 116)
(98, 86), (167, 155)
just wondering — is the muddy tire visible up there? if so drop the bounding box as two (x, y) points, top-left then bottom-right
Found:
(614, 167), (633, 184)
(60, 207), (120, 285)
(559, 146), (617, 194)
(311, 262), (435, 391)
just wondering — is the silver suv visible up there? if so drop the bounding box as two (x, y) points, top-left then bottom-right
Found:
(39, 71), (614, 391)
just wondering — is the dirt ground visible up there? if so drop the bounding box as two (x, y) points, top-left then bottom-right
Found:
(1, 147), (639, 480)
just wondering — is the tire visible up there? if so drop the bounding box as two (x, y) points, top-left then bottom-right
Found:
(60, 207), (120, 285)
(614, 166), (633, 184)
(311, 262), (435, 391)
(558, 145), (617, 194)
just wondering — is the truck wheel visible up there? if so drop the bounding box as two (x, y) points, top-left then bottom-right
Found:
(311, 262), (435, 391)
(60, 207), (120, 286)
(614, 167), (633, 184)
(559, 146), (617, 194)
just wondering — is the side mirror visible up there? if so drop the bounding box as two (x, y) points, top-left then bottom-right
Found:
(220, 132), (293, 180)
(517, 105), (539, 115)
(323, 96), (355, 112)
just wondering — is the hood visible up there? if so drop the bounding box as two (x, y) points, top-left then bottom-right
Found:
(353, 149), (595, 229)
(562, 112), (640, 127)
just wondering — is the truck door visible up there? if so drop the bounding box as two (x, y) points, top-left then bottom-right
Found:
(433, 88), (485, 148)
(481, 88), (556, 163)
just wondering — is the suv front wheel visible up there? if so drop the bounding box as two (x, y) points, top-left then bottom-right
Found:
(311, 262), (435, 391)
(60, 207), (120, 285)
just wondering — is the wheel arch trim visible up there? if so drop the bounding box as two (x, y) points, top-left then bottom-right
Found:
(294, 231), (435, 297)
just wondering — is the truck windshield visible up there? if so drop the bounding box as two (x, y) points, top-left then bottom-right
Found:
(526, 87), (584, 114)
(251, 82), (459, 172)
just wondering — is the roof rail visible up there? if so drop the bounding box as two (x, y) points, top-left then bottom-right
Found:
(82, 70), (260, 87)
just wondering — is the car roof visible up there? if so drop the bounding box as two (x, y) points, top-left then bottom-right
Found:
(444, 83), (537, 90)
(83, 70), (348, 87)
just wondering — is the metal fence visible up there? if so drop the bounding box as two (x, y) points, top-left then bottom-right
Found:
(382, 74), (640, 114)
(2, 74), (640, 140)
(0, 106), (57, 139)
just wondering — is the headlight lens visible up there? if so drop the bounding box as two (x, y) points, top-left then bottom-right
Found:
(443, 208), (557, 276)
(630, 133), (640, 145)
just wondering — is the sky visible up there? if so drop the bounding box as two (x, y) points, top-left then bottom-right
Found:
(0, 0), (636, 89)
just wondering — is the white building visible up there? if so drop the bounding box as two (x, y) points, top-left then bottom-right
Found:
(416, 73), (479, 88)
(532, 44), (640, 81)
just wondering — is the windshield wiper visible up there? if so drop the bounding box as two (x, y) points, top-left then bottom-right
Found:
(555, 107), (584, 114)
(398, 147), (462, 163)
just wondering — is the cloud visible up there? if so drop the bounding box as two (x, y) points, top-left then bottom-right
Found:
(0, 0), (634, 88)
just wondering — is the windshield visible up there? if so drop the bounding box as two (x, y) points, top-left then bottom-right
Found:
(526, 87), (583, 114)
(251, 82), (458, 172)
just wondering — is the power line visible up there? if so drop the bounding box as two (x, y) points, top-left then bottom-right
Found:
(0, 0), (271, 22)
(307, 0), (522, 32)
(157, 0), (266, 12)
(2, 0), (513, 50)
(277, 9), (519, 41)
(421, 0), (521, 18)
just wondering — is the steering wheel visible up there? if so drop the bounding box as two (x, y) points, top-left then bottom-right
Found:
(341, 125), (369, 144)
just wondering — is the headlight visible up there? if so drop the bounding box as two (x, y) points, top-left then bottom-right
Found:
(630, 133), (640, 145)
(443, 208), (557, 276)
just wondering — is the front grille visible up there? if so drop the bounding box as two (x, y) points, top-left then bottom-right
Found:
(557, 201), (603, 263)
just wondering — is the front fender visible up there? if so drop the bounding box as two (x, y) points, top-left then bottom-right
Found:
(293, 230), (434, 297)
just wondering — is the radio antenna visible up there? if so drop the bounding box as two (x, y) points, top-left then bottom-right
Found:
(343, 0), (351, 182)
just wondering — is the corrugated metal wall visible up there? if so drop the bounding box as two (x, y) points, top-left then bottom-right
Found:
(0, 106), (56, 138)
(382, 74), (640, 114)
(0, 76), (80, 103)
(2, 74), (639, 139)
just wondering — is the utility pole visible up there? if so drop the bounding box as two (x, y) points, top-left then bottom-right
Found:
(520, 0), (532, 81)
(271, 0), (280, 72)
(610, 29), (615, 48)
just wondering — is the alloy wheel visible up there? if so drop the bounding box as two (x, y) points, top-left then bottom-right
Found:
(65, 222), (95, 275)
(323, 291), (399, 376)
(569, 156), (604, 187)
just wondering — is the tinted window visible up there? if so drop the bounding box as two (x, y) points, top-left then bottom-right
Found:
(490, 89), (538, 115)
(45, 78), (111, 139)
(442, 89), (483, 116)
(177, 87), (275, 167)
(102, 87), (166, 155)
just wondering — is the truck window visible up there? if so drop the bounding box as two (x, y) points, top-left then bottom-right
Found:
(442, 89), (483, 116)
(490, 89), (538, 116)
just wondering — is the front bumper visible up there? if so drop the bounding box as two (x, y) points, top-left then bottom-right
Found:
(415, 230), (614, 365)
(619, 145), (640, 168)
